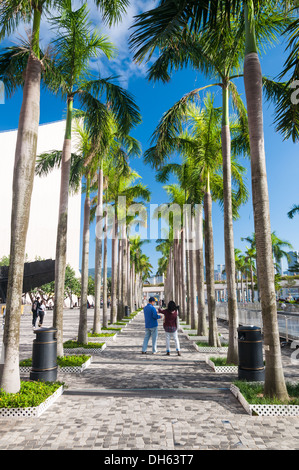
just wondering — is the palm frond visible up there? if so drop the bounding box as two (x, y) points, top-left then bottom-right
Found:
(79, 76), (141, 134)
(263, 76), (299, 143)
(287, 203), (299, 219)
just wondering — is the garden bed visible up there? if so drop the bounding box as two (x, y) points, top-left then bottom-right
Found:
(88, 331), (118, 341)
(193, 341), (228, 353)
(20, 355), (92, 374)
(231, 381), (299, 416)
(206, 356), (238, 374)
(0, 381), (64, 418)
(63, 340), (106, 355)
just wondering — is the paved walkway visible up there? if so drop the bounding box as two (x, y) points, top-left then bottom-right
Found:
(0, 308), (299, 451)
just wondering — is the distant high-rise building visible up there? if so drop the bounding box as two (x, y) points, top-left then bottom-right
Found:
(287, 251), (299, 274)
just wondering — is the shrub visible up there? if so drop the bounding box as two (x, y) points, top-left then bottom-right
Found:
(0, 381), (63, 408)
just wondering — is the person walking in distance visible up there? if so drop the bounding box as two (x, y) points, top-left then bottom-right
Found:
(158, 300), (181, 356)
(141, 297), (163, 354)
(38, 300), (46, 327)
(31, 296), (40, 330)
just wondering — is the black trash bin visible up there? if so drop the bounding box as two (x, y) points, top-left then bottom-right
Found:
(238, 325), (265, 381)
(30, 327), (57, 382)
(125, 306), (130, 317)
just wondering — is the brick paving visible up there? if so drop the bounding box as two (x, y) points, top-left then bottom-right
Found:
(0, 307), (299, 450)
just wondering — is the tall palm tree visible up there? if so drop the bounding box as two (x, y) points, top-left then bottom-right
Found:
(129, 0), (291, 402)
(0, 0), (50, 393)
(81, 107), (141, 333)
(143, 16), (248, 352)
(271, 232), (293, 274)
(0, 0), (132, 394)
(42, 3), (141, 355)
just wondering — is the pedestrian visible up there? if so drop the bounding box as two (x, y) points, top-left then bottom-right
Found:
(141, 297), (163, 354)
(158, 300), (181, 356)
(38, 300), (46, 327)
(31, 296), (40, 329)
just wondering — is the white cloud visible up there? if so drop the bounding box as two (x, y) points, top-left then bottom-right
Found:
(2, 0), (158, 88)
(87, 0), (158, 87)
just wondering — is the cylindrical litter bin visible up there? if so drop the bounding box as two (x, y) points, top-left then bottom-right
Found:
(238, 325), (264, 381)
(30, 327), (57, 382)
(125, 306), (130, 317)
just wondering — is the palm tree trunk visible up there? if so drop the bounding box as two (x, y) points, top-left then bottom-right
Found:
(53, 96), (73, 356)
(93, 166), (103, 333)
(110, 213), (118, 324)
(121, 224), (128, 314)
(241, 274), (244, 302)
(196, 204), (207, 336)
(244, 2), (288, 400)
(0, 49), (41, 393)
(117, 238), (122, 320)
(127, 240), (132, 311)
(103, 208), (108, 328)
(189, 214), (198, 330)
(204, 184), (220, 347)
(222, 82), (239, 364)
(250, 264), (254, 302)
(184, 211), (191, 325)
(78, 174), (90, 344)
(180, 227), (187, 321)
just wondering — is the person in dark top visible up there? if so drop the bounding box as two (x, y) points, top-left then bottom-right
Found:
(31, 297), (40, 330)
(158, 300), (181, 356)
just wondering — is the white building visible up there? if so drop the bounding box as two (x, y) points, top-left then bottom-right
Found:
(0, 120), (82, 275)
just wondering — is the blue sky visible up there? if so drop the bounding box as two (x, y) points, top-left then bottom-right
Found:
(0, 1), (298, 276)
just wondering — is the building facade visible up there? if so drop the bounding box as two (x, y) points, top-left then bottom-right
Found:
(0, 120), (81, 275)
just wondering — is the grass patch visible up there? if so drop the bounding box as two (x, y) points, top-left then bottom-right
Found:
(88, 332), (115, 338)
(0, 381), (63, 408)
(209, 357), (237, 367)
(234, 380), (299, 405)
(20, 355), (91, 368)
(102, 327), (121, 332)
(196, 341), (228, 347)
(63, 340), (105, 349)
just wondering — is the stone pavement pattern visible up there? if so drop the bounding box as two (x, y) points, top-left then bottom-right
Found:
(0, 308), (299, 450)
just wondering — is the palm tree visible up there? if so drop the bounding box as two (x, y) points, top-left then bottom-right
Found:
(271, 232), (293, 275)
(82, 108), (141, 334)
(42, 2), (114, 356)
(0, 0), (49, 393)
(129, 0), (291, 402)
(0, 0), (132, 394)
(42, 2), (141, 354)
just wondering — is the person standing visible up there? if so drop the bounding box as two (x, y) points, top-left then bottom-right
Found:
(31, 296), (40, 329)
(141, 297), (163, 354)
(158, 300), (181, 356)
(38, 300), (46, 327)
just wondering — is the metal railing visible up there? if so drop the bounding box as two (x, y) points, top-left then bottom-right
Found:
(216, 303), (299, 342)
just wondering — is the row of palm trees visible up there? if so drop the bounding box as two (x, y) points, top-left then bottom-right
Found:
(0, 0), (297, 405)
(129, 0), (298, 401)
(0, 0), (149, 393)
(235, 231), (293, 301)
